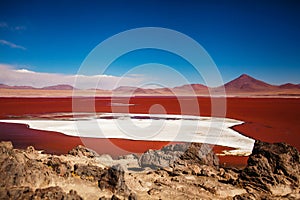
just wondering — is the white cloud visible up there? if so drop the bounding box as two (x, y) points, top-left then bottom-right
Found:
(0, 40), (26, 50)
(0, 64), (145, 90)
(15, 69), (35, 73)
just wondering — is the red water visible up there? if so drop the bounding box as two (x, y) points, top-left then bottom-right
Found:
(0, 97), (299, 168)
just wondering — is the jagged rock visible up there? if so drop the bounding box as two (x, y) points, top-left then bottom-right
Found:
(26, 145), (36, 153)
(147, 188), (161, 195)
(239, 141), (300, 195)
(99, 195), (122, 200)
(98, 154), (114, 161)
(233, 193), (257, 200)
(47, 156), (72, 177)
(0, 186), (34, 199)
(111, 194), (121, 200)
(118, 154), (138, 160)
(99, 195), (124, 200)
(2, 139), (300, 199)
(180, 143), (219, 167)
(217, 168), (239, 184)
(0, 186), (83, 200)
(128, 192), (138, 200)
(138, 148), (178, 169)
(99, 196), (110, 200)
(68, 190), (83, 200)
(96, 154), (114, 166)
(98, 164), (129, 195)
(34, 186), (83, 200)
(0, 142), (133, 199)
(197, 165), (219, 177)
(138, 143), (187, 168)
(68, 145), (99, 158)
(0, 141), (13, 154)
(138, 143), (219, 169)
(74, 163), (104, 181)
(0, 149), (51, 188)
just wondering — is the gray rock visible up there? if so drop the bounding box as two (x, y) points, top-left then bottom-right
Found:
(180, 143), (219, 167)
(138, 143), (219, 169)
(118, 154), (138, 160)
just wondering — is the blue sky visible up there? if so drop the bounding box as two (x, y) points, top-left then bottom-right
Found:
(0, 0), (300, 87)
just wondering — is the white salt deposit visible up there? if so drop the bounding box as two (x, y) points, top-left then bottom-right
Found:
(0, 113), (255, 155)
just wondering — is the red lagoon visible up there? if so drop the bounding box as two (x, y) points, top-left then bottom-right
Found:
(0, 97), (299, 168)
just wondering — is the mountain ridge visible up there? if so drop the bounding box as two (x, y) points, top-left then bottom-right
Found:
(0, 84), (75, 90)
(224, 74), (276, 92)
(1, 74), (300, 96)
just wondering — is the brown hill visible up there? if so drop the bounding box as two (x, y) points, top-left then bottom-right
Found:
(224, 74), (276, 92)
(279, 83), (300, 89)
(155, 87), (173, 95)
(0, 84), (13, 89)
(1, 74), (300, 96)
(173, 83), (207, 91)
(173, 84), (208, 95)
(113, 86), (161, 95)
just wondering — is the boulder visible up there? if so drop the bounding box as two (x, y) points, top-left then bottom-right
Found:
(239, 141), (300, 194)
(0, 186), (83, 200)
(128, 192), (138, 200)
(180, 143), (219, 167)
(118, 154), (138, 160)
(0, 148), (51, 188)
(0, 141), (13, 154)
(47, 156), (72, 177)
(110, 194), (121, 200)
(74, 163), (104, 181)
(0, 186), (34, 200)
(98, 164), (129, 195)
(34, 186), (83, 200)
(138, 148), (179, 169)
(68, 145), (99, 158)
(138, 143), (219, 169)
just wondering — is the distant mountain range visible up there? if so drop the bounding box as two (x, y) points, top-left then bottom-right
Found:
(0, 84), (75, 90)
(112, 74), (300, 96)
(1, 74), (300, 96)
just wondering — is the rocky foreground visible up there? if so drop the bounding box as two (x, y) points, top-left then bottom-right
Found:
(0, 141), (299, 200)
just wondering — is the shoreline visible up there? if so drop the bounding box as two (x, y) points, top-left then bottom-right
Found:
(0, 94), (300, 98)
(0, 113), (254, 156)
(0, 121), (248, 169)
(1, 96), (300, 168)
